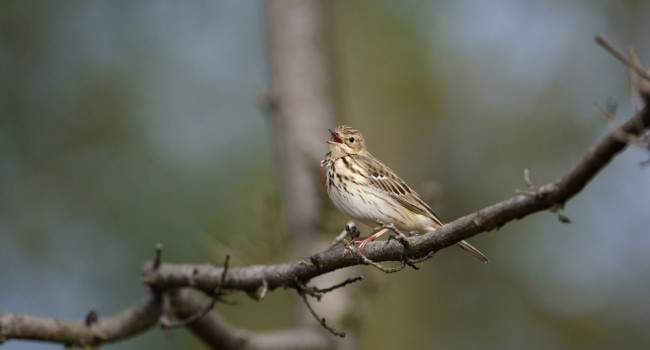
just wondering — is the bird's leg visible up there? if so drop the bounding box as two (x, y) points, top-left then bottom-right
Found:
(349, 227), (389, 251)
(347, 220), (385, 246)
(358, 228), (389, 251)
(349, 221), (409, 251)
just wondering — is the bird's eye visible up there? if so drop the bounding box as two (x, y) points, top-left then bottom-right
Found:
(349, 137), (355, 143)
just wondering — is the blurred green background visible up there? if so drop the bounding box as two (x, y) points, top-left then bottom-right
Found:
(1, 1), (649, 349)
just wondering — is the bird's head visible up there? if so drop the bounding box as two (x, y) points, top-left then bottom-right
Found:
(327, 125), (366, 158)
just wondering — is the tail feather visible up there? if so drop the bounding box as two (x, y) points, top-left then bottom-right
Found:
(455, 240), (489, 263)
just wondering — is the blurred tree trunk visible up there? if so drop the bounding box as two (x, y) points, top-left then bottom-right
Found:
(266, 1), (359, 349)
(266, 0), (338, 254)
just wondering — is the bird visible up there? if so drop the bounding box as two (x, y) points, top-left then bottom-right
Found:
(321, 125), (488, 263)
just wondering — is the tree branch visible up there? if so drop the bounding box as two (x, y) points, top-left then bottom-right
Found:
(142, 99), (650, 294)
(168, 288), (332, 350)
(0, 293), (162, 347)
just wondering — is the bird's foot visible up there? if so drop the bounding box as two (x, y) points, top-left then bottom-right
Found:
(351, 227), (389, 251)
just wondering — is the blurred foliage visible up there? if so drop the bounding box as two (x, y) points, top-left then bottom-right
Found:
(1, 1), (650, 350)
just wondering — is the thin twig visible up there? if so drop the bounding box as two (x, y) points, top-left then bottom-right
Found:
(293, 277), (359, 336)
(524, 168), (534, 191)
(515, 168), (539, 197)
(153, 243), (163, 270)
(345, 242), (408, 273)
(329, 221), (358, 249)
(595, 35), (650, 81)
(213, 255), (231, 298)
(595, 102), (638, 144)
(403, 251), (435, 269)
(630, 49), (642, 114)
(84, 308), (98, 327)
(295, 276), (364, 299)
(297, 290), (346, 337)
(317, 276), (363, 293)
(382, 223), (435, 269)
(595, 35), (631, 68)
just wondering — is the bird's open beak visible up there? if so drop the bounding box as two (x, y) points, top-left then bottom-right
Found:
(327, 129), (343, 145)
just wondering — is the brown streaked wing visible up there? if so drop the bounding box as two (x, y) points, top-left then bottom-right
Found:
(353, 153), (445, 227)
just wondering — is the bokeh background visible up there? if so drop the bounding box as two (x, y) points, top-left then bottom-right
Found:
(2, 1), (650, 349)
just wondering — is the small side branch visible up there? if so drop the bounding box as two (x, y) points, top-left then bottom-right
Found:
(329, 221), (358, 249)
(596, 35), (650, 81)
(293, 275), (364, 337)
(296, 276), (363, 300)
(296, 290), (346, 338)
